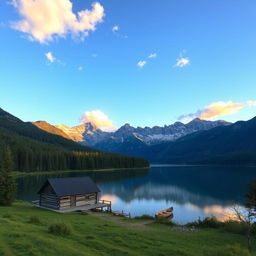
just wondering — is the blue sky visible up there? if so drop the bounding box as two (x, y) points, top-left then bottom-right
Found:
(0, 0), (256, 130)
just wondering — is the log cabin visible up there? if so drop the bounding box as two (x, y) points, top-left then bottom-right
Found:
(37, 177), (101, 211)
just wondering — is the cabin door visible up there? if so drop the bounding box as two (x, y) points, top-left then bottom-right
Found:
(70, 196), (76, 208)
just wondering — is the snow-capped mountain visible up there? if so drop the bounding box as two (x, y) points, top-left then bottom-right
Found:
(53, 118), (230, 148)
(32, 118), (231, 159)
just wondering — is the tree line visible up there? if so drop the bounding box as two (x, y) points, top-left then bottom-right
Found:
(0, 126), (149, 173)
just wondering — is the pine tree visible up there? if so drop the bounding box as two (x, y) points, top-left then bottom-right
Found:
(0, 147), (16, 206)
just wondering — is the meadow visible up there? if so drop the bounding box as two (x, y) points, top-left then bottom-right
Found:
(0, 201), (252, 256)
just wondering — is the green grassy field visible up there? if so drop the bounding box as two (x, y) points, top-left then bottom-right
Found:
(0, 202), (252, 256)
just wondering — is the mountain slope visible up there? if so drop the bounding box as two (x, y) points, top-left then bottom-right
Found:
(0, 108), (149, 172)
(52, 119), (230, 148)
(90, 119), (231, 156)
(32, 121), (72, 140)
(149, 116), (256, 164)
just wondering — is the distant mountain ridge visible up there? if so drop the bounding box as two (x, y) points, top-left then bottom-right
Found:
(31, 117), (231, 162)
(29, 113), (256, 165)
(146, 116), (256, 165)
(39, 118), (230, 147)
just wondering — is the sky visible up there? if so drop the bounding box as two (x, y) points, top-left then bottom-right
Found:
(0, 0), (256, 131)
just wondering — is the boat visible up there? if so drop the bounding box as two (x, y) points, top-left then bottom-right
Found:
(155, 207), (174, 219)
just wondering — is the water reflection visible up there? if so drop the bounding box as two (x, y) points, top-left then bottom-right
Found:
(16, 165), (256, 223)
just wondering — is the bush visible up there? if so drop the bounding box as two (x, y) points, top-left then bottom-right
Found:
(134, 214), (154, 220)
(186, 216), (222, 229)
(2, 213), (12, 218)
(29, 216), (41, 224)
(203, 244), (250, 256)
(221, 220), (249, 235)
(48, 222), (72, 236)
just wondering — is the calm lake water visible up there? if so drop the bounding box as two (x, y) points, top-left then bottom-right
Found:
(15, 165), (256, 224)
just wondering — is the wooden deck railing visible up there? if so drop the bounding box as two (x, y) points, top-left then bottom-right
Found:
(98, 199), (111, 205)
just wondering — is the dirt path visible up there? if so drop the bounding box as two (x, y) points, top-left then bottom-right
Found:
(89, 212), (155, 231)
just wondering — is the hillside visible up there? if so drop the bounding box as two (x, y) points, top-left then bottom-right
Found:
(32, 121), (72, 140)
(149, 116), (256, 165)
(0, 108), (149, 172)
(0, 202), (250, 256)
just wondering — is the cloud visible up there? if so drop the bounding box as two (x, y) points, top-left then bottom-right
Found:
(175, 57), (190, 67)
(179, 100), (256, 122)
(10, 0), (105, 43)
(78, 66), (83, 71)
(148, 53), (157, 58)
(112, 25), (119, 32)
(45, 52), (55, 63)
(111, 25), (128, 39)
(137, 60), (147, 68)
(80, 110), (116, 132)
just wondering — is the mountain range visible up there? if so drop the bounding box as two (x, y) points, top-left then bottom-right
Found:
(32, 118), (248, 164)
(2, 106), (256, 165)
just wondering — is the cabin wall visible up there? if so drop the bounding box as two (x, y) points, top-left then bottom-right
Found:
(40, 193), (59, 209)
(59, 193), (97, 209)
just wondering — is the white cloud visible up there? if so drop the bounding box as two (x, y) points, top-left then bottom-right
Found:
(10, 0), (105, 43)
(179, 100), (256, 122)
(78, 66), (84, 71)
(148, 53), (157, 58)
(45, 52), (56, 63)
(80, 110), (116, 132)
(175, 57), (190, 67)
(112, 25), (119, 32)
(137, 60), (147, 68)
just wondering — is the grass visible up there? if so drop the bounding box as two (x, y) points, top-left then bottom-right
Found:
(0, 201), (253, 256)
(13, 167), (149, 177)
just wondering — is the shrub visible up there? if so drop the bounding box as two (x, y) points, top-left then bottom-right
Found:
(134, 214), (154, 220)
(48, 222), (72, 236)
(29, 216), (41, 224)
(2, 213), (12, 218)
(186, 216), (222, 229)
(203, 244), (250, 256)
(221, 220), (249, 235)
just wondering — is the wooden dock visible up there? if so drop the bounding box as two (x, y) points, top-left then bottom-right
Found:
(112, 210), (131, 218)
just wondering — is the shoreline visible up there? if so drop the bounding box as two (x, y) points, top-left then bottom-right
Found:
(13, 166), (150, 178)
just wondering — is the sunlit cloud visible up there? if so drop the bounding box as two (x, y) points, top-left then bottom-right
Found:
(137, 60), (147, 68)
(174, 50), (190, 68)
(175, 57), (190, 67)
(10, 0), (105, 43)
(148, 53), (157, 58)
(80, 110), (117, 132)
(112, 25), (119, 32)
(78, 66), (84, 71)
(179, 100), (256, 122)
(45, 52), (55, 63)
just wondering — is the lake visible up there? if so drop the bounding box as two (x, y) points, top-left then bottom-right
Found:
(15, 165), (256, 224)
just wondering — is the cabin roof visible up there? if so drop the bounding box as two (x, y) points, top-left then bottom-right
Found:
(38, 177), (100, 197)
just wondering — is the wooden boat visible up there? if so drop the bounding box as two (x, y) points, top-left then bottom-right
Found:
(155, 207), (174, 219)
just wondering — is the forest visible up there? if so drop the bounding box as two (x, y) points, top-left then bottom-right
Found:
(0, 108), (149, 172)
